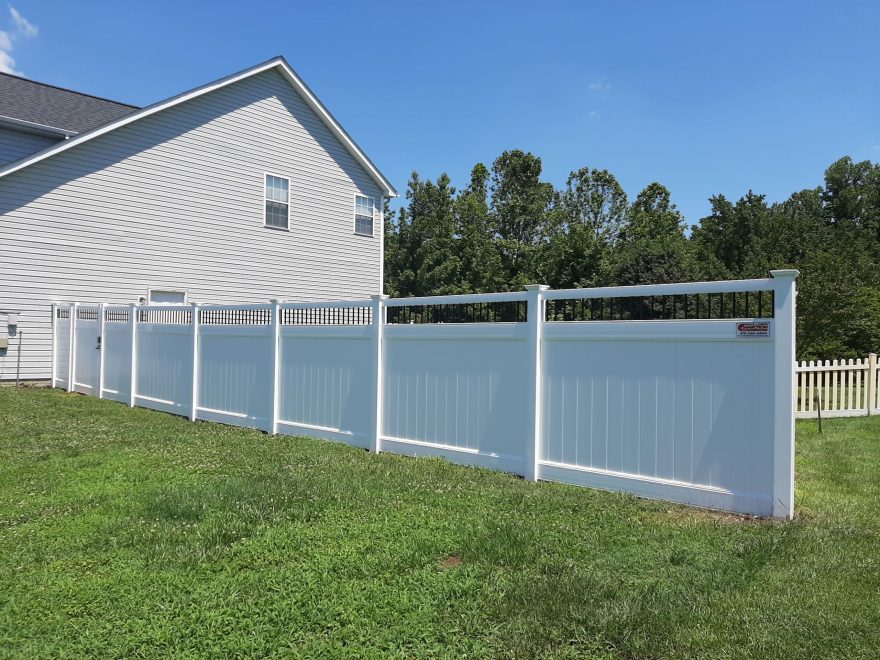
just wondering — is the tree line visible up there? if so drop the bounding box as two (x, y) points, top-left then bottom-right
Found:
(384, 153), (879, 360)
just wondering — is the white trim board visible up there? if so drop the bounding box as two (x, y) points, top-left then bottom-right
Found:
(0, 114), (77, 138)
(0, 56), (397, 198)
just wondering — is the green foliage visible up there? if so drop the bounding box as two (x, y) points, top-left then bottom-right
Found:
(796, 249), (880, 359)
(2, 389), (880, 657)
(609, 182), (695, 285)
(822, 156), (880, 236)
(490, 150), (554, 287)
(386, 172), (460, 297)
(385, 153), (880, 359)
(690, 191), (770, 278)
(560, 166), (627, 243)
(542, 167), (627, 289)
(454, 164), (504, 293)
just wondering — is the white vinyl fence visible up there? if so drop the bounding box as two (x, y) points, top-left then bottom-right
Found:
(796, 354), (878, 418)
(52, 271), (799, 518)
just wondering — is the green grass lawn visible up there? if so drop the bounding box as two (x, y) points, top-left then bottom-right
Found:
(1, 389), (878, 658)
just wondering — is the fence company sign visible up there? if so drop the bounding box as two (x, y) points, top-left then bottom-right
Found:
(736, 321), (771, 337)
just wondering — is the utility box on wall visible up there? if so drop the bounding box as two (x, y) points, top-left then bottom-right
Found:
(1, 310), (19, 347)
(0, 314), (7, 349)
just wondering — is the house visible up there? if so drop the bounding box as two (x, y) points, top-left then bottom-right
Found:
(0, 56), (397, 382)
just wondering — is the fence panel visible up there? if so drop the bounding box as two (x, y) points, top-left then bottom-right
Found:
(51, 272), (800, 519)
(51, 305), (71, 390)
(382, 320), (532, 474)
(540, 320), (776, 515)
(72, 306), (100, 396)
(795, 356), (877, 418)
(133, 308), (193, 416)
(101, 306), (132, 403)
(196, 305), (274, 429)
(273, 301), (376, 446)
(277, 326), (375, 447)
(873, 355), (880, 412)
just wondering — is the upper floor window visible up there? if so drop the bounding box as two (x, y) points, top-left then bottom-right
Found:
(354, 195), (375, 236)
(265, 174), (289, 229)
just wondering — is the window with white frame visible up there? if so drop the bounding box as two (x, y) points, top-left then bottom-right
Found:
(148, 289), (187, 304)
(354, 195), (375, 236)
(265, 174), (289, 229)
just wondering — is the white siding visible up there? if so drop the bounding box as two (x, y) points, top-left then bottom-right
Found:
(0, 69), (385, 380)
(0, 127), (59, 167)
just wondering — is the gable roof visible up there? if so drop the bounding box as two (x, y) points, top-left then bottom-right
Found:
(0, 71), (138, 135)
(0, 57), (397, 196)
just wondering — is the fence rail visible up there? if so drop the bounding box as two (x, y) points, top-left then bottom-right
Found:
(796, 354), (878, 418)
(50, 272), (800, 519)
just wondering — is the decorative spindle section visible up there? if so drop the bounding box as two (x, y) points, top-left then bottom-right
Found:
(545, 290), (774, 321)
(386, 300), (527, 324)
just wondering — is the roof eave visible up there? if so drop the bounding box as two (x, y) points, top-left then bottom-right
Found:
(0, 56), (397, 197)
(270, 57), (397, 198)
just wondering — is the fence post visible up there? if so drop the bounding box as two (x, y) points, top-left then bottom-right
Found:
(50, 304), (57, 388)
(68, 302), (77, 393)
(270, 300), (281, 434)
(370, 294), (388, 454)
(190, 303), (200, 422)
(524, 284), (550, 482)
(868, 353), (878, 416)
(128, 303), (137, 407)
(98, 303), (106, 399)
(770, 269), (799, 519)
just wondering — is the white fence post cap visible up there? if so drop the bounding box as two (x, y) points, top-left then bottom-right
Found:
(770, 269), (800, 279)
(524, 284), (550, 291)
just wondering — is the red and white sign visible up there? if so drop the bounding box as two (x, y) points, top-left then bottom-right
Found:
(736, 321), (770, 337)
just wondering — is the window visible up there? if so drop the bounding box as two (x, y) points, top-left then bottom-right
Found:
(355, 195), (375, 236)
(265, 174), (289, 229)
(148, 289), (187, 304)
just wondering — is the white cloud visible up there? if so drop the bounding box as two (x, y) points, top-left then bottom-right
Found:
(0, 47), (15, 73)
(9, 6), (36, 37)
(0, 6), (38, 75)
(588, 81), (611, 93)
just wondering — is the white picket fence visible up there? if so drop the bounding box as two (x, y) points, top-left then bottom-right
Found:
(795, 354), (878, 418)
(51, 271), (799, 518)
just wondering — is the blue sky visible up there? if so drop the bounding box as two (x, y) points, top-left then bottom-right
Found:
(3, 1), (878, 224)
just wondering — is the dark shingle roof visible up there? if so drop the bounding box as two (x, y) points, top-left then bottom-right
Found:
(0, 72), (139, 134)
